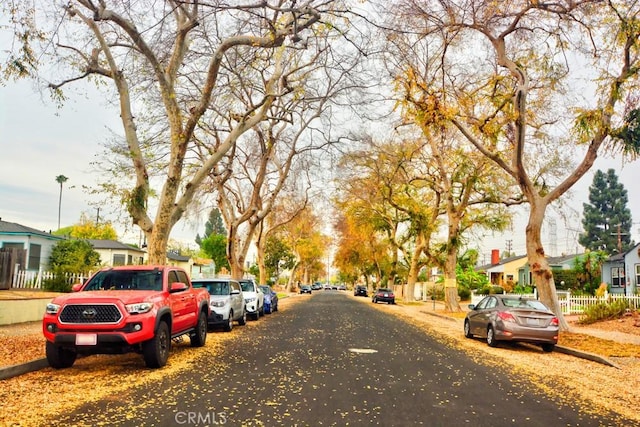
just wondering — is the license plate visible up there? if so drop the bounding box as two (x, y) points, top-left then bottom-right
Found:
(526, 318), (540, 326)
(76, 334), (97, 345)
(384, 293), (389, 297)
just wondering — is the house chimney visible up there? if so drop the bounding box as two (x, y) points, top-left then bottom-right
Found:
(491, 249), (500, 265)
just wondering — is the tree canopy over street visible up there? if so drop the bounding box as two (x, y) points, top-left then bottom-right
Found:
(3, 1), (640, 324)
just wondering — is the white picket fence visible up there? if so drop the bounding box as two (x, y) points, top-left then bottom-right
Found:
(471, 290), (640, 315)
(12, 269), (91, 289)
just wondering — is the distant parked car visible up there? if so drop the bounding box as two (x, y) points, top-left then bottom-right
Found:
(192, 278), (247, 332)
(464, 295), (559, 352)
(338, 284), (346, 291)
(311, 283), (322, 291)
(239, 279), (264, 320)
(300, 285), (312, 294)
(372, 288), (395, 304)
(259, 285), (279, 314)
(354, 285), (368, 297)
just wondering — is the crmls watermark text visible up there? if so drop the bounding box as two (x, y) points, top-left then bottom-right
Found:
(175, 411), (228, 425)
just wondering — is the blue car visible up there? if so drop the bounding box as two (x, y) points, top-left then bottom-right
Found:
(259, 285), (279, 314)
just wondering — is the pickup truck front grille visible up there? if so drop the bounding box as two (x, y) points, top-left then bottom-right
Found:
(59, 304), (123, 324)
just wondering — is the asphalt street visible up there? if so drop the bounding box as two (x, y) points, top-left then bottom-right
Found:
(49, 292), (627, 426)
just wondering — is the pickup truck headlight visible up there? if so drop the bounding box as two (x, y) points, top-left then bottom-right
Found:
(126, 302), (153, 314)
(245, 297), (256, 303)
(45, 303), (60, 314)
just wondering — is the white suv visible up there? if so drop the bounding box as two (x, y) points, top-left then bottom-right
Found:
(239, 279), (264, 320)
(192, 278), (247, 331)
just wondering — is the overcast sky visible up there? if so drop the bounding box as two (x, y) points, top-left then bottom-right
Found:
(1, 79), (639, 259)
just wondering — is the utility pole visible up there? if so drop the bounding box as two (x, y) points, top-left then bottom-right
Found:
(505, 239), (513, 256)
(611, 224), (628, 254)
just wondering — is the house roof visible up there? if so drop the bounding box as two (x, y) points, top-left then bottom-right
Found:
(0, 219), (64, 240)
(88, 239), (146, 253)
(476, 254), (528, 271)
(547, 253), (585, 266)
(167, 251), (191, 262)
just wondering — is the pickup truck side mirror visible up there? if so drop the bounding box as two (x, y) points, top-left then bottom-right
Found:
(72, 283), (83, 292)
(170, 282), (188, 293)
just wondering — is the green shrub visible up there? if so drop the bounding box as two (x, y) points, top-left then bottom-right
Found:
(458, 287), (471, 301)
(427, 286), (445, 301)
(578, 299), (630, 324)
(478, 285), (491, 295)
(43, 272), (73, 293)
(513, 285), (533, 294)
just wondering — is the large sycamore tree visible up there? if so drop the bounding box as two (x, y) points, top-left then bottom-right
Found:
(391, 0), (640, 330)
(3, 1), (342, 264)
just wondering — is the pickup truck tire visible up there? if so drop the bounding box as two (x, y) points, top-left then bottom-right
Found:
(223, 312), (234, 332)
(143, 321), (171, 368)
(238, 308), (247, 326)
(190, 311), (207, 347)
(46, 341), (77, 369)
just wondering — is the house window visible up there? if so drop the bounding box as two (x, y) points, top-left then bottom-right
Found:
(636, 265), (640, 288)
(127, 254), (133, 265)
(113, 254), (126, 266)
(611, 267), (625, 287)
(28, 244), (41, 270)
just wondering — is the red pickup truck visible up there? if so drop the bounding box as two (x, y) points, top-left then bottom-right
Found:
(43, 265), (210, 369)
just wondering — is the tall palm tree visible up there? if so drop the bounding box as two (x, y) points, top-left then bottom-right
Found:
(55, 175), (69, 230)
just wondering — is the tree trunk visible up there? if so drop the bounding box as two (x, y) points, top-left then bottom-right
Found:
(146, 226), (170, 265)
(256, 238), (267, 285)
(443, 247), (461, 312)
(443, 215), (462, 312)
(526, 202), (571, 331)
(405, 233), (426, 302)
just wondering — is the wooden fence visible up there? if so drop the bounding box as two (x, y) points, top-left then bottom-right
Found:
(11, 269), (91, 290)
(471, 290), (640, 315)
(0, 248), (26, 290)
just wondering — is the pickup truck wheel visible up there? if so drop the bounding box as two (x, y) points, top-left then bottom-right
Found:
(190, 311), (207, 347)
(143, 321), (171, 368)
(46, 341), (77, 369)
(223, 312), (234, 332)
(238, 308), (247, 326)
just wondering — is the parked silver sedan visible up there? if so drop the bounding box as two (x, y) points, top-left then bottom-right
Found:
(464, 295), (559, 352)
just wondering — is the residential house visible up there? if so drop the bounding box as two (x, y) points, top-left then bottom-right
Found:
(166, 250), (193, 275)
(601, 243), (640, 296)
(476, 250), (528, 288)
(88, 239), (146, 267)
(518, 253), (585, 288)
(191, 257), (216, 279)
(0, 219), (64, 272)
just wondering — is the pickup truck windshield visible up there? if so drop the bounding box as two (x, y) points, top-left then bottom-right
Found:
(83, 270), (163, 291)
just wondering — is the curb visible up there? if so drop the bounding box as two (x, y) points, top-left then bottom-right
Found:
(0, 358), (49, 380)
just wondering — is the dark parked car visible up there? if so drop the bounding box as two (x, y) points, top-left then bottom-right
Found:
(354, 285), (368, 297)
(464, 295), (559, 352)
(311, 283), (322, 291)
(259, 285), (279, 314)
(372, 288), (395, 304)
(300, 285), (312, 294)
